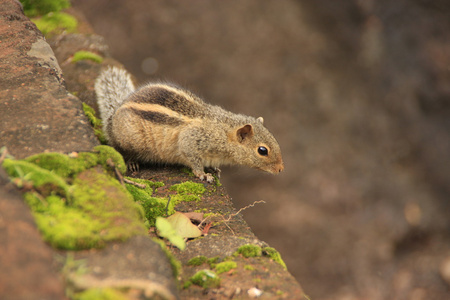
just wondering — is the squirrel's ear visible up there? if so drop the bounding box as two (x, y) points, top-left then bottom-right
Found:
(237, 124), (254, 142)
(257, 117), (264, 124)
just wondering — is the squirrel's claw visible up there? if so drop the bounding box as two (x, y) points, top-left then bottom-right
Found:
(127, 161), (140, 173)
(205, 167), (221, 178)
(197, 172), (215, 184)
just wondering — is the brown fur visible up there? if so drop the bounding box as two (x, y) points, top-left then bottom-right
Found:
(95, 67), (284, 182)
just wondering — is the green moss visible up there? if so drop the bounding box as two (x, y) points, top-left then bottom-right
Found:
(183, 280), (193, 289)
(126, 180), (154, 197)
(187, 255), (208, 266)
(33, 197), (105, 249)
(24, 152), (98, 178)
(82, 103), (107, 144)
(263, 247), (287, 270)
(135, 194), (171, 228)
(2, 150), (146, 250)
(22, 146), (124, 178)
(234, 244), (262, 258)
(189, 270), (220, 289)
(214, 261), (237, 274)
(94, 145), (127, 174)
(33, 12), (78, 36)
(169, 181), (206, 203)
(72, 51), (104, 64)
(170, 193), (200, 203)
(71, 168), (145, 232)
(215, 179), (222, 187)
(21, 0), (70, 17)
(207, 256), (220, 268)
(126, 178), (173, 228)
(31, 168), (146, 250)
(244, 265), (255, 271)
(2, 158), (70, 197)
(73, 288), (128, 300)
(125, 177), (164, 192)
(170, 181), (205, 195)
(152, 238), (182, 277)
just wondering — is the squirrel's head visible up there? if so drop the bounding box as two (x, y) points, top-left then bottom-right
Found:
(232, 117), (284, 174)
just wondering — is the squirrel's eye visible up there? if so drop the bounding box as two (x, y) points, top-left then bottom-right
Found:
(258, 146), (268, 156)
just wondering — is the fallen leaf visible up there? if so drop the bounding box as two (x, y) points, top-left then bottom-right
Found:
(155, 217), (186, 250)
(202, 222), (212, 235)
(167, 212), (202, 238)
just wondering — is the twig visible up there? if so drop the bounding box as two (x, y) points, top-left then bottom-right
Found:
(106, 158), (147, 188)
(225, 200), (266, 222)
(165, 196), (172, 216)
(198, 200), (266, 236)
(123, 178), (147, 188)
(106, 158), (124, 185)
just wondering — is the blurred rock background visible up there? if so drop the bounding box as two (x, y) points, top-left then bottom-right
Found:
(72, 0), (450, 298)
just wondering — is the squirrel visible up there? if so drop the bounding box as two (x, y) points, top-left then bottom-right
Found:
(94, 66), (284, 183)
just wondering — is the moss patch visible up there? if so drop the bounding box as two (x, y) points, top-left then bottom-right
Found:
(207, 256), (220, 268)
(125, 177), (164, 192)
(233, 244), (287, 269)
(234, 244), (263, 258)
(244, 265), (255, 271)
(24, 152), (98, 179)
(263, 247), (287, 270)
(2, 159), (70, 196)
(72, 51), (104, 64)
(82, 103), (107, 144)
(169, 181), (206, 203)
(31, 168), (145, 249)
(189, 270), (221, 289)
(33, 12), (78, 36)
(214, 261), (237, 274)
(126, 180), (206, 228)
(125, 178), (171, 228)
(170, 181), (206, 195)
(2, 147), (146, 250)
(94, 145), (127, 175)
(21, 145), (126, 178)
(187, 255), (208, 266)
(21, 0), (70, 17)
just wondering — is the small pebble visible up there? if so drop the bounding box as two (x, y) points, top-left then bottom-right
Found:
(248, 287), (263, 298)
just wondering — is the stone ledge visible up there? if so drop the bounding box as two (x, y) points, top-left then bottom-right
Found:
(0, 1), (306, 299)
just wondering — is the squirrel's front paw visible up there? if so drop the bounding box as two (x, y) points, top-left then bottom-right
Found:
(197, 172), (215, 183)
(206, 167), (221, 178)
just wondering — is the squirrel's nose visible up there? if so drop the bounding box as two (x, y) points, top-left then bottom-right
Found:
(277, 163), (284, 173)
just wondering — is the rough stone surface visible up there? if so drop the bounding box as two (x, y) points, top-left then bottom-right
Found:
(0, 0), (99, 159)
(0, 167), (67, 300)
(139, 166), (306, 299)
(0, 2), (305, 299)
(71, 236), (178, 300)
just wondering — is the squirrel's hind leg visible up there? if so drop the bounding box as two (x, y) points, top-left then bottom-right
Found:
(127, 161), (140, 173)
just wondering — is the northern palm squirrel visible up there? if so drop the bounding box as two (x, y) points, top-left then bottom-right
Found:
(95, 66), (284, 183)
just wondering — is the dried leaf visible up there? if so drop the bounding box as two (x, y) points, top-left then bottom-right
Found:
(167, 212), (202, 238)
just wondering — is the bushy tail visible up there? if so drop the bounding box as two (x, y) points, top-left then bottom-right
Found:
(94, 66), (135, 134)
